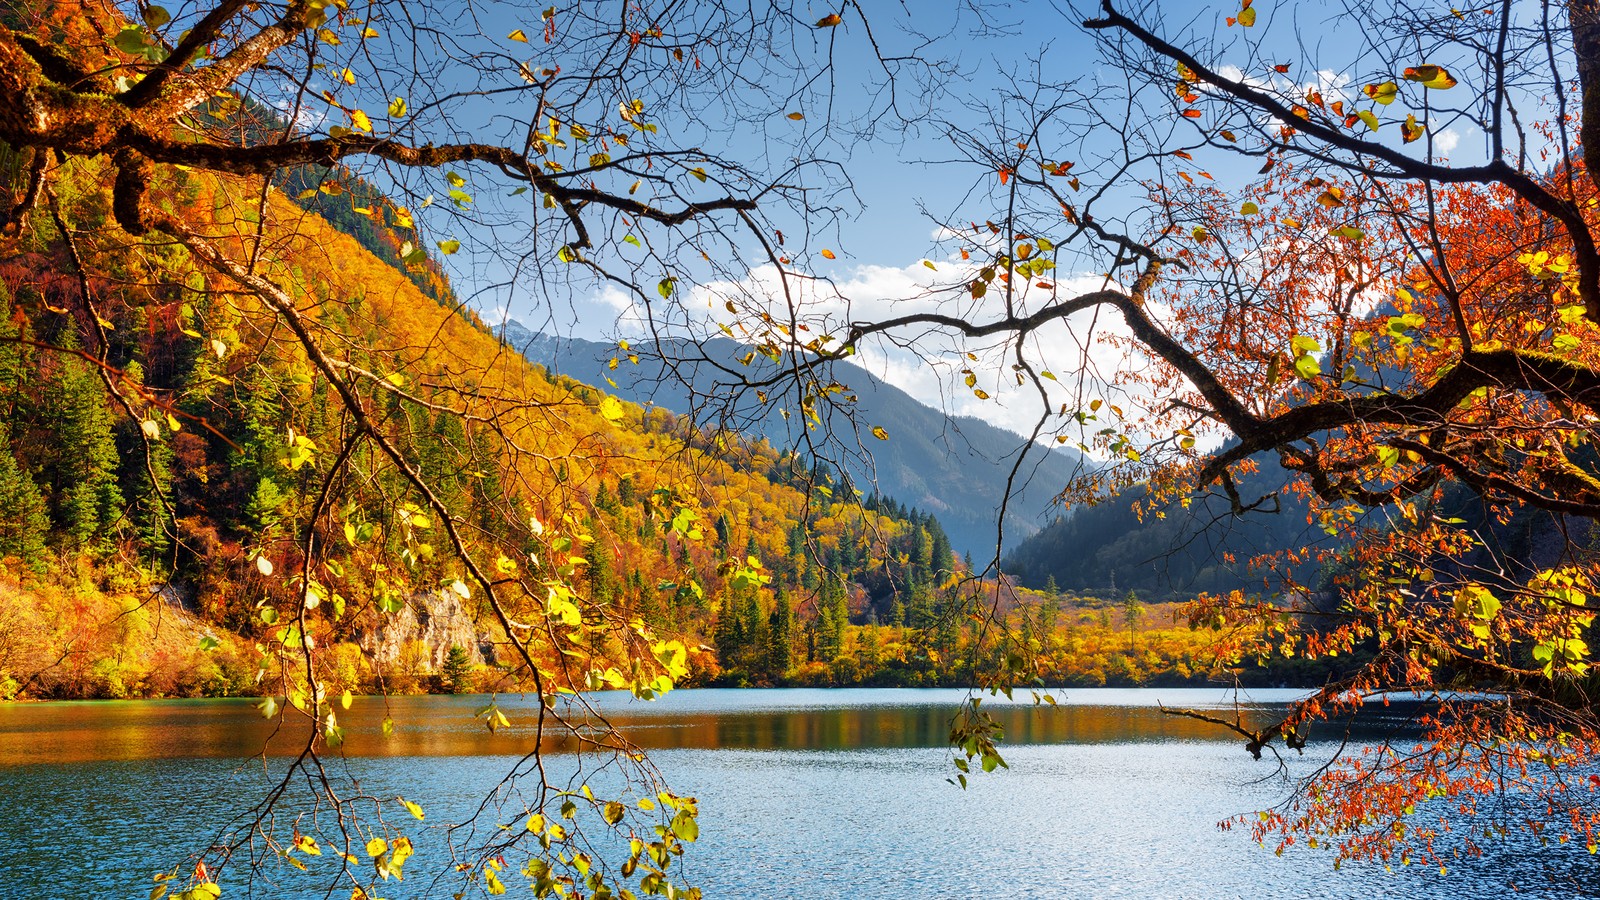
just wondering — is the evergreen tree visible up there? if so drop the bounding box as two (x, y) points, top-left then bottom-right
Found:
(1123, 590), (1144, 653)
(587, 538), (617, 604)
(41, 333), (123, 549)
(767, 591), (795, 677)
(0, 425), (47, 565)
(713, 597), (747, 672)
(442, 644), (473, 694)
(594, 479), (617, 514)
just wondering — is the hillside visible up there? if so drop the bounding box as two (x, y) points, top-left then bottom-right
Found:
(1000, 455), (1321, 600)
(0, 151), (978, 697)
(501, 324), (1091, 558)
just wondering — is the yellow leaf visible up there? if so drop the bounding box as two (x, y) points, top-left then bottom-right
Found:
(1363, 81), (1398, 105)
(508, 29), (529, 42)
(1238, 5), (1256, 26)
(871, 425), (888, 440)
(820, 248), (836, 259)
(1403, 64), (1457, 90)
(349, 109), (373, 132)
(401, 798), (425, 821)
(599, 396), (625, 421)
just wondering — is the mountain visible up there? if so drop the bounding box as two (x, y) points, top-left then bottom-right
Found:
(1000, 452), (1322, 601)
(0, 145), (966, 697)
(498, 323), (1090, 558)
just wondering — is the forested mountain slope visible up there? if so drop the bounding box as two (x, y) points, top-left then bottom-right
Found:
(1001, 453), (1320, 600)
(0, 153), (970, 697)
(501, 324), (1090, 558)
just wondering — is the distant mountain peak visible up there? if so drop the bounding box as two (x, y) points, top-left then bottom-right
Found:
(501, 321), (1090, 557)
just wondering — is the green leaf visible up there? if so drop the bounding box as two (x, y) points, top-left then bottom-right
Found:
(657, 277), (676, 298)
(113, 25), (148, 55)
(437, 239), (461, 255)
(1376, 445), (1400, 469)
(670, 809), (699, 842)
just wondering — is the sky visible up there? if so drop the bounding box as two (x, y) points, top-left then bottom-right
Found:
(264, 0), (1502, 443)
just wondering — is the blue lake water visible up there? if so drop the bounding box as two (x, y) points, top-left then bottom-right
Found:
(0, 688), (1594, 898)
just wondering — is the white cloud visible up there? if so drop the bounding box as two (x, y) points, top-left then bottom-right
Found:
(601, 253), (1176, 445)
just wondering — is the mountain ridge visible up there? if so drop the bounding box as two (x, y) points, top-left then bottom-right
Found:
(498, 322), (1091, 558)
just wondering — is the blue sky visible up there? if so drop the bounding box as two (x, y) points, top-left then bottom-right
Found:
(267, 0), (1498, 441)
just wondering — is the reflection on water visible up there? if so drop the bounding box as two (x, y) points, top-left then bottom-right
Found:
(1, 689), (1595, 899)
(0, 687), (1419, 763)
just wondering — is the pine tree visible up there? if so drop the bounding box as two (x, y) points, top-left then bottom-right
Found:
(442, 644), (473, 694)
(41, 332), (123, 549)
(1123, 590), (1144, 653)
(0, 425), (47, 565)
(586, 537), (617, 604)
(767, 591), (795, 678)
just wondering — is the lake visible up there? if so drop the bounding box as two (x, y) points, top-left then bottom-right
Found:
(0, 688), (1593, 898)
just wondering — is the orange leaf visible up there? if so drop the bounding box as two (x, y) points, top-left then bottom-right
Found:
(815, 13), (842, 27)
